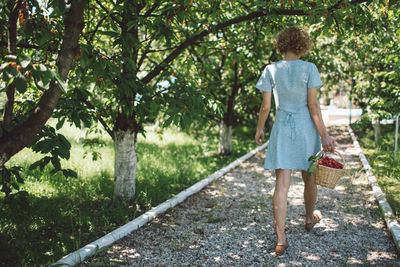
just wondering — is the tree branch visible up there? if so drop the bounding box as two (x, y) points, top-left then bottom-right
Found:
(188, 45), (220, 101)
(0, 41), (58, 53)
(140, 9), (301, 84)
(146, 45), (180, 53)
(137, 44), (180, 71)
(3, 0), (22, 126)
(95, 0), (122, 26)
(142, 1), (159, 18)
(89, 13), (109, 43)
(6, 0), (21, 55)
(82, 99), (114, 138)
(189, 45), (207, 77)
(218, 51), (226, 81)
(224, 61), (241, 126)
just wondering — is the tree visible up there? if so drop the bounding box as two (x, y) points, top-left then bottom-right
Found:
(352, 8), (399, 118)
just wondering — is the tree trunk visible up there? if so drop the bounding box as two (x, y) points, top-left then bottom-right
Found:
(111, 2), (141, 203)
(374, 119), (381, 146)
(393, 114), (400, 159)
(218, 121), (233, 155)
(218, 62), (240, 155)
(113, 130), (137, 203)
(0, 0), (86, 167)
(394, 115), (399, 159)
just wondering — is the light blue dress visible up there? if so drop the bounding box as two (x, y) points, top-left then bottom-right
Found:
(256, 59), (323, 171)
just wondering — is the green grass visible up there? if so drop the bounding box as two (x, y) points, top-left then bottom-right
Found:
(0, 121), (262, 266)
(351, 118), (400, 220)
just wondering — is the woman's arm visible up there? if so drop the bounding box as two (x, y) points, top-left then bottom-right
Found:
(307, 87), (335, 152)
(255, 92), (272, 145)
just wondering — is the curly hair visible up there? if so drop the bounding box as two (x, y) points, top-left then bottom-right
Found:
(274, 26), (312, 57)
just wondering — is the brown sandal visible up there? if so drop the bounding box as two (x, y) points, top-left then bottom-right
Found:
(275, 242), (289, 256)
(305, 210), (322, 231)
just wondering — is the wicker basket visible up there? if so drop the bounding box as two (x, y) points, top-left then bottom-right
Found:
(315, 150), (346, 189)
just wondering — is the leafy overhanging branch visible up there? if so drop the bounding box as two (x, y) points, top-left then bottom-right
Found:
(141, 0), (369, 84)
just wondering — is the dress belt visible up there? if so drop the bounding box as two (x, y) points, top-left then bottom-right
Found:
(277, 107), (306, 143)
(285, 112), (296, 142)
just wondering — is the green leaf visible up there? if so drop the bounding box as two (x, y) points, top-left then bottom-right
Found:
(306, 161), (318, 178)
(49, 0), (67, 14)
(10, 166), (23, 173)
(18, 54), (31, 68)
(13, 75), (27, 93)
(58, 134), (71, 149)
(29, 156), (51, 171)
(24, 20), (34, 36)
(2, 65), (18, 83)
(51, 157), (61, 170)
(14, 172), (24, 184)
(33, 67), (52, 89)
(2, 168), (11, 183)
(0, 62), (9, 72)
(163, 116), (174, 127)
(32, 139), (54, 154)
(62, 169), (77, 178)
(98, 30), (120, 37)
(56, 118), (66, 130)
(50, 168), (60, 175)
(308, 155), (318, 162)
(6, 77), (15, 87)
(10, 167), (24, 184)
(57, 145), (71, 160)
(11, 182), (19, 190)
(52, 70), (68, 93)
(80, 55), (89, 69)
(127, 21), (138, 31)
(41, 157), (52, 171)
(126, 58), (137, 72)
(29, 160), (42, 170)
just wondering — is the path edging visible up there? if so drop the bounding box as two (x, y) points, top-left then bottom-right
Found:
(52, 142), (269, 266)
(347, 125), (400, 252)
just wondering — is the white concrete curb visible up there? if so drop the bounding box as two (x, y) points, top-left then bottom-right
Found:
(52, 141), (269, 266)
(347, 125), (400, 253)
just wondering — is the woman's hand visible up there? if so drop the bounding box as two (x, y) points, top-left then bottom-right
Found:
(255, 129), (265, 145)
(321, 135), (336, 152)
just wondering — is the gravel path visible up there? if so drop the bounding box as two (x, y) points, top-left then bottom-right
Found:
(84, 126), (399, 266)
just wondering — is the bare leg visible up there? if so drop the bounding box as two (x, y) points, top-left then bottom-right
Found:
(301, 171), (318, 224)
(273, 169), (291, 246)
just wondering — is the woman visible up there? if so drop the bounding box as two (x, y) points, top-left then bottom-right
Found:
(254, 26), (336, 256)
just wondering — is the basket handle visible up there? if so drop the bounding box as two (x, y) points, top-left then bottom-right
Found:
(315, 150), (346, 166)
